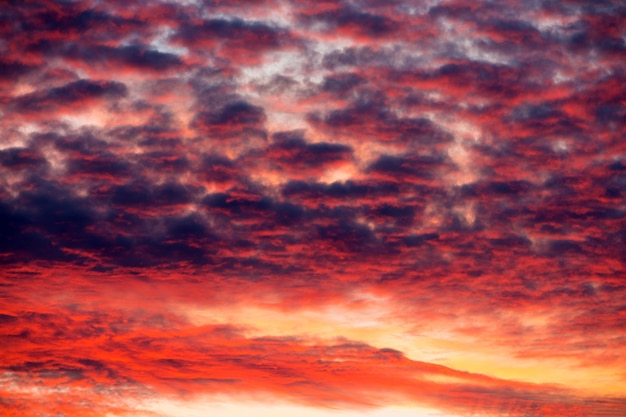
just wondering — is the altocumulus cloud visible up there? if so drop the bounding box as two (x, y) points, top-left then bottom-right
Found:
(1, 0), (625, 416)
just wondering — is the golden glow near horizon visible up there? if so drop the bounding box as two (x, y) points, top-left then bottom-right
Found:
(141, 397), (456, 417)
(180, 301), (626, 397)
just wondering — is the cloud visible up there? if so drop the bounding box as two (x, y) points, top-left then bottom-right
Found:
(62, 44), (184, 74)
(367, 153), (454, 183)
(9, 80), (127, 116)
(173, 18), (299, 64)
(299, 7), (399, 40)
(3, 305), (626, 416)
(191, 100), (267, 139)
(1, 0), (626, 416)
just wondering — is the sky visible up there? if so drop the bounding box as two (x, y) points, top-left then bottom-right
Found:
(0, 0), (625, 416)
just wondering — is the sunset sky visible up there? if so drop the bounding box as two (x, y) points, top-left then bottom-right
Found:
(1, 0), (625, 416)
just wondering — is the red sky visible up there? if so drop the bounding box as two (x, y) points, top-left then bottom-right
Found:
(1, 0), (625, 416)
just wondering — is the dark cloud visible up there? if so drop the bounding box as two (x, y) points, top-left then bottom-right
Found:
(370, 203), (416, 222)
(200, 154), (239, 183)
(11, 79), (127, 114)
(202, 191), (305, 228)
(67, 153), (133, 179)
(321, 72), (364, 94)
(176, 18), (285, 47)
(459, 180), (534, 197)
(321, 46), (402, 70)
(259, 133), (353, 174)
(282, 180), (400, 203)
(300, 7), (398, 38)
(191, 101), (267, 139)
(111, 182), (199, 208)
(0, 148), (49, 171)
(0, 60), (39, 83)
(19, 6), (142, 38)
(173, 17), (297, 63)
(308, 94), (453, 145)
(63, 44), (184, 72)
(316, 220), (378, 253)
(367, 154), (453, 182)
(137, 151), (190, 173)
(402, 232), (439, 247)
(0, 192), (88, 264)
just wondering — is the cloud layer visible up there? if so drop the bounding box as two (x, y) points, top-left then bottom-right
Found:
(1, 0), (625, 416)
